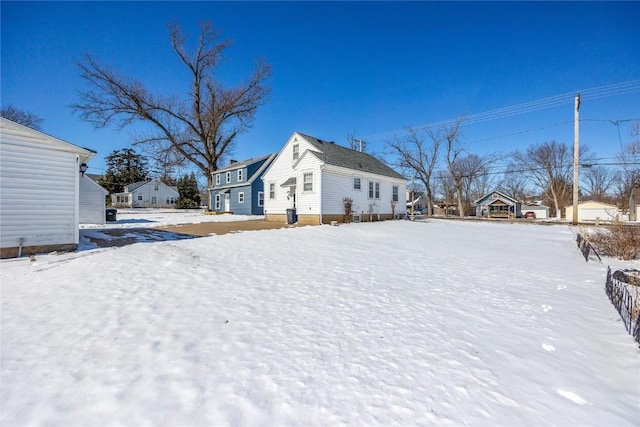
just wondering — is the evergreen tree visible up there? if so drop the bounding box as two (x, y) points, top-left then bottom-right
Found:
(100, 148), (149, 195)
(175, 172), (201, 209)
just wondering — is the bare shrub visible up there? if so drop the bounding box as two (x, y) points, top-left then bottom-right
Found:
(343, 197), (353, 223)
(583, 223), (640, 260)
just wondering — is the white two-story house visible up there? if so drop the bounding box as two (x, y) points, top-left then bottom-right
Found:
(262, 132), (407, 225)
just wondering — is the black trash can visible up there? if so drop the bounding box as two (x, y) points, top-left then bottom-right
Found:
(106, 208), (117, 222)
(286, 208), (297, 224)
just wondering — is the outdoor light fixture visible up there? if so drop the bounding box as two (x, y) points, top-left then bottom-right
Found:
(79, 163), (88, 177)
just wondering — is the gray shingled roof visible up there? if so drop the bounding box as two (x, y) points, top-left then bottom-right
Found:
(297, 133), (406, 180)
(216, 153), (274, 173)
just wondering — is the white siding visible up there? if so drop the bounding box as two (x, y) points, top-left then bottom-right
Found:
(295, 152), (321, 214)
(79, 176), (108, 224)
(263, 132), (407, 220)
(1, 140), (79, 249)
(263, 134), (318, 215)
(131, 180), (179, 207)
(322, 166), (407, 217)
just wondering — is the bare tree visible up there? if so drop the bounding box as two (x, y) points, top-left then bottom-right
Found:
(581, 165), (617, 201)
(499, 162), (532, 201)
(347, 132), (367, 153)
(387, 126), (442, 216)
(450, 153), (498, 216)
(72, 21), (271, 196)
(0, 105), (44, 130)
(512, 140), (590, 217)
(442, 121), (468, 217)
(615, 129), (640, 211)
(436, 173), (458, 216)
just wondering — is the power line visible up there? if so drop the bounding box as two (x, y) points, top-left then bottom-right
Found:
(360, 80), (640, 140)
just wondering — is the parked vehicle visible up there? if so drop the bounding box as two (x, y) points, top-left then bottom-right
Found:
(524, 211), (536, 219)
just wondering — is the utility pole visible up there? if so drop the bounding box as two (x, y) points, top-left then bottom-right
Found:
(572, 92), (580, 225)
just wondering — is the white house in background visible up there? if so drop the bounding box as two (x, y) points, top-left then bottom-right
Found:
(521, 203), (550, 219)
(79, 175), (108, 224)
(564, 200), (620, 222)
(0, 117), (96, 258)
(262, 132), (407, 225)
(111, 179), (179, 208)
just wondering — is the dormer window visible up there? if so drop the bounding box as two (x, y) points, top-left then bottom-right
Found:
(237, 169), (243, 182)
(226, 171), (231, 183)
(293, 144), (299, 161)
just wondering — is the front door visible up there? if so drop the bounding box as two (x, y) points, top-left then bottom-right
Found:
(224, 193), (230, 212)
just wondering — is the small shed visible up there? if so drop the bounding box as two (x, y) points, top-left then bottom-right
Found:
(80, 175), (108, 224)
(1, 117), (96, 258)
(565, 201), (620, 222)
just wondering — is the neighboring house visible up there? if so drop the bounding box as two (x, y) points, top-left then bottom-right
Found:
(565, 200), (620, 222)
(521, 203), (550, 219)
(406, 191), (428, 213)
(475, 190), (522, 218)
(80, 175), (109, 224)
(209, 153), (276, 215)
(262, 132), (407, 225)
(111, 179), (179, 208)
(629, 188), (640, 221)
(1, 117), (96, 258)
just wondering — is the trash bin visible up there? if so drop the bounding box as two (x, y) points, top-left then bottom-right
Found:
(106, 208), (117, 222)
(286, 208), (297, 224)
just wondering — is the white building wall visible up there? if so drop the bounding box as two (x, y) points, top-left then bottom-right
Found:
(295, 152), (321, 215)
(0, 138), (79, 249)
(79, 175), (107, 224)
(321, 166), (406, 218)
(263, 133), (318, 215)
(131, 180), (179, 207)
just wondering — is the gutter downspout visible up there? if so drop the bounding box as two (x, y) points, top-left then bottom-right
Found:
(319, 165), (324, 225)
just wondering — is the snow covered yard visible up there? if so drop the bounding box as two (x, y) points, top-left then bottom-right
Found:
(1, 218), (639, 426)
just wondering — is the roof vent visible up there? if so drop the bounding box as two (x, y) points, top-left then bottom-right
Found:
(229, 159), (237, 165)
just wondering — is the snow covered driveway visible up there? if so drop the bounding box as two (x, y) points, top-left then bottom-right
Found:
(1, 219), (639, 426)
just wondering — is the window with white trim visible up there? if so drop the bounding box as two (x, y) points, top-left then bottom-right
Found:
(392, 186), (399, 202)
(269, 182), (276, 199)
(215, 194), (221, 210)
(258, 191), (264, 207)
(293, 144), (299, 160)
(303, 172), (313, 192)
(215, 174), (220, 185)
(353, 177), (361, 190)
(226, 172), (231, 183)
(369, 181), (380, 199)
(237, 169), (243, 182)
(238, 192), (245, 203)
(166, 196), (176, 204)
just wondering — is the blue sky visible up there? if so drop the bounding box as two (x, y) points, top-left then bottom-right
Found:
(2, 1), (639, 178)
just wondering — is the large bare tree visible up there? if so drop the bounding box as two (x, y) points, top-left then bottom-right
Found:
(512, 140), (590, 217)
(387, 126), (442, 216)
(72, 21), (271, 193)
(499, 162), (532, 201)
(581, 165), (617, 201)
(449, 153), (498, 216)
(442, 121), (468, 217)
